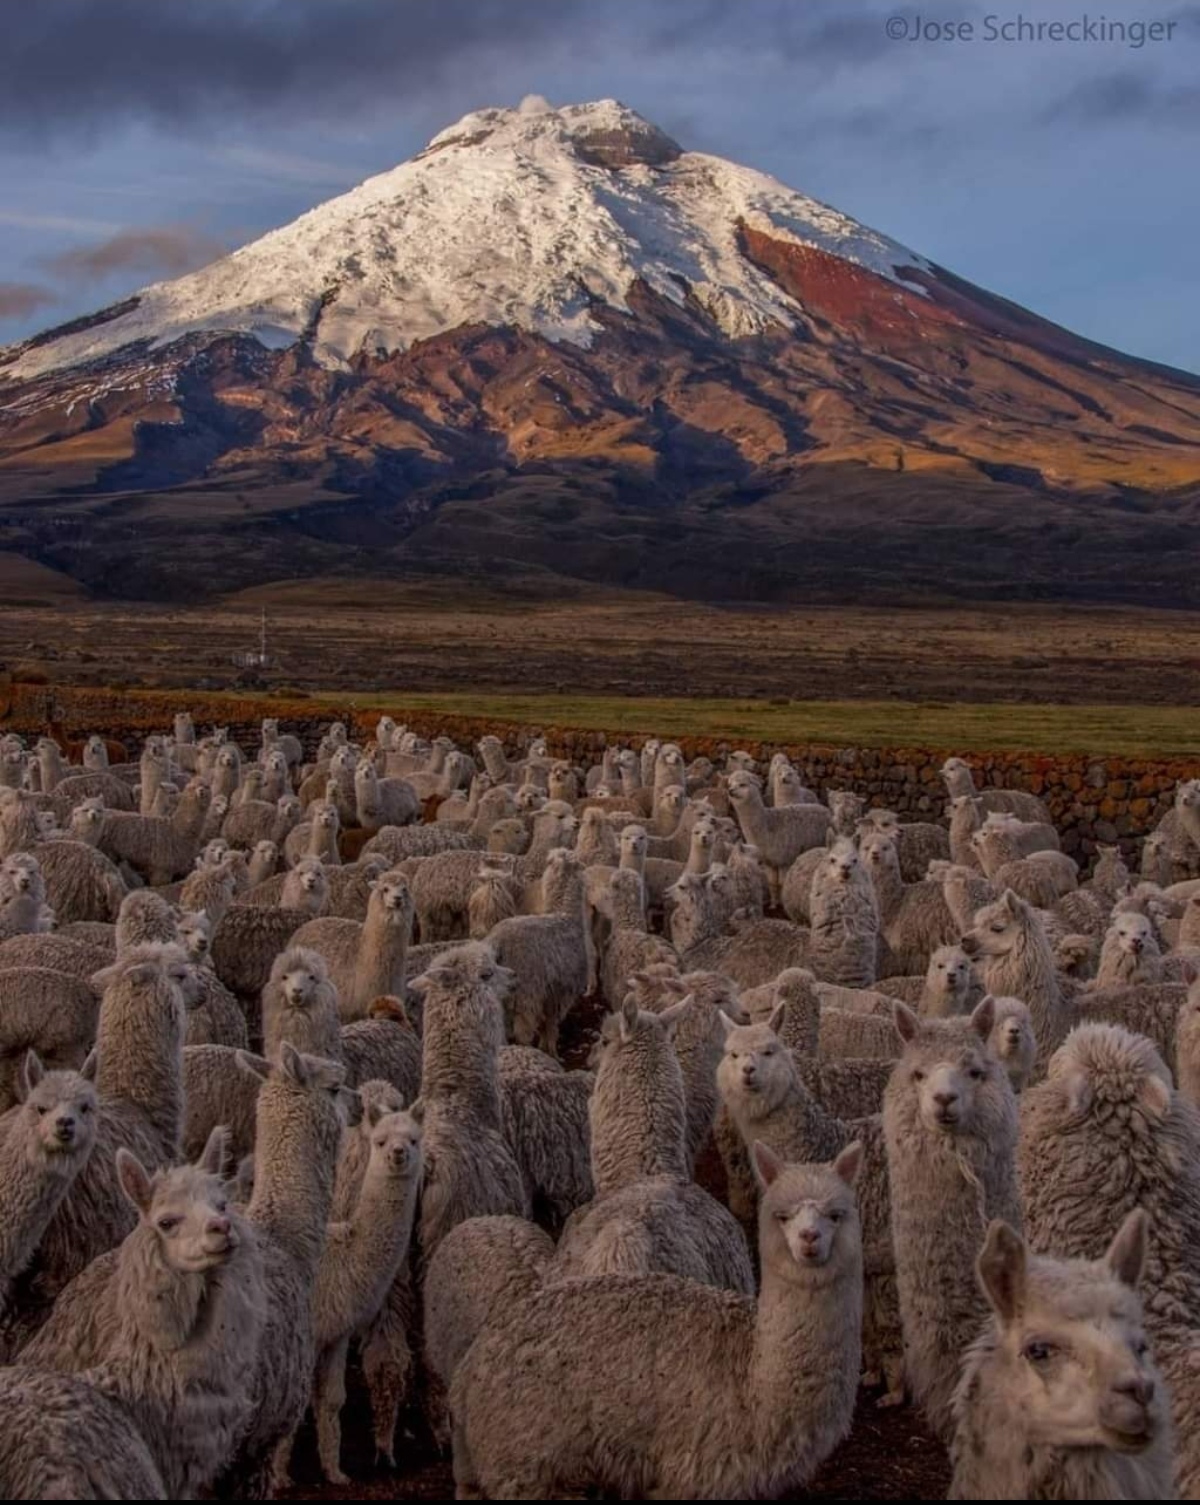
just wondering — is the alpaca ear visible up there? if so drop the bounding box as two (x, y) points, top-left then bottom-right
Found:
(892, 1001), (920, 1045)
(116, 1148), (154, 1216)
(199, 1125), (232, 1176)
(407, 1096), (425, 1126)
(366, 1095), (389, 1128)
(766, 1000), (787, 1036)
(833, 1140), (863, 1187)
(1138, 1072), (1172, 1123)
(718, 1008), (739, 1039)
(1183, 960), (1198, 987)
(976, 1219), (1026, 1323)
(90, 963), (119, 994)
(619, 996), (640, 1042)
(79, 1048), (98, 1082)
(1001, 889), (1025, 916)
(751, 1140), (784, 1190)
(1063, 1068), (1093, 1118)
(658, 995), (693, 1036)
(1106, 1208), (1149, 1289)
(18, 1049), (44, 1101)
(970, 995), (996, 1041)
(234, 1050), (269, 1084)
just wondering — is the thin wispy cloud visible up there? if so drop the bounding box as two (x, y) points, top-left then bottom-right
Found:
(0, 282), (58, 320)
(41, 225), (228, 284)
(216, 145), (371, 188)
(0, 209), (120, 235)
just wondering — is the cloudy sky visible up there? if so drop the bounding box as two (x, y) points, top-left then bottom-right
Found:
(1, 0), (1196, 370)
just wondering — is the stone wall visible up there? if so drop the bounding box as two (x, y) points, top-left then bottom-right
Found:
(3, 681), (1195, 862)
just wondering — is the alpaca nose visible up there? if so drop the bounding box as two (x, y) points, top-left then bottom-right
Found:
(934, 1091), (958, 1109)
(798, 1229), (821, 1251)
(742, 1064), (757, 1083)
(1130, 938), (1143, 953)
(207, 1215), (231, 1237)
(54, 1117), (75, 1142)
(1114, 1374), (1155, 1407)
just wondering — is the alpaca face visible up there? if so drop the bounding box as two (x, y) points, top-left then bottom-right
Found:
(148, 1167), (239, 1273)
(988, 1001), (1036, 1090)
(22, 1059), (98, 1159)
(821, 839), (860, 887)
(755, 1149), (861, 1277)
(977, 1219), (1162, 1454)
(369, 1107), (424, 1179)
(373, 872), (413, 921)
(1108, 912), (1155, 959)
(859, 830), (900, 877)
(177, 911), (212, 962)
(279, 959), (323, 1009)
(199, 839), (230, 869)
(718, 1021), (794, 1113)
(1, 854), (39, 896)
(961, 893), (1029, 960)
(903, 1029), (997, 1133)
(928, 945), (972, 995)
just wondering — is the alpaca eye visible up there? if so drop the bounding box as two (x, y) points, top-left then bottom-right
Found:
(912, 1070), (926, 1083)
(80, 1102), (91, 1114)
(157, 1217), (180, 1233)
(969, 1068), (985, 1081)
(829, 1210), (844, 1223)
(35, 1106), (48, 1117)
(1023, 1340), (1054, 1364)
(773, 1210), (790, 1223)
(991, 925), (1005, 934)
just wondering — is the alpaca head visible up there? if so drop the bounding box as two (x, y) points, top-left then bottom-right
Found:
(370, 869), (414, 928)
(272, 947), (332, 1012)
(819, 836), (861, 889)
(0, 852), (41, 898)
(176, 909), (213, 965)
(941, 756), (975, 797)
(972, 1210), (1164, 1453)
(366, 1099), (424, 1183)
(18, 1049), (98, 1160)
(754, 1141), (862, 1283)
(717, 1008), (796, 1113)
(892, 997), (1006, 1135)
(987, 997), (1037, 1092)
(927, 944), (974, 999)
(961, 889), (1038, 961)
(117, 1126), (240, 1274)
(859, 828), (900, 880)
(1104, 911), (1157, 962)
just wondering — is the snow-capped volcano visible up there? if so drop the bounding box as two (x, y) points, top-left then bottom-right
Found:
(5, 98), (930, 380)
(2, 99), (1199, 608)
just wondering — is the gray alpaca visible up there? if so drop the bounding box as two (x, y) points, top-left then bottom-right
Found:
(883, 998), (1020, 1442)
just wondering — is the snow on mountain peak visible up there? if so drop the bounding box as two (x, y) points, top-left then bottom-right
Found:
(4, 98), (930, 383)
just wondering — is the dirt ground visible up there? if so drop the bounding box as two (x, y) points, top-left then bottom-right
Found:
(3, 590), (1199, 707)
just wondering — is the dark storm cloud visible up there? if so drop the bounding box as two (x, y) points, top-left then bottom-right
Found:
(0, 282), (58, 320)
(0, 0), (591, 137)
(41, 225), (227, 283)
(0, 0), (914, 140)
(1043, 70), (1200, 126)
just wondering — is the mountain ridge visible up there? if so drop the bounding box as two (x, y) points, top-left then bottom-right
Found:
(1, 97), (1198, 606)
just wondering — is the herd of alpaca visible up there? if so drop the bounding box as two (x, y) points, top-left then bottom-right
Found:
(0, 715), (1198, 1500)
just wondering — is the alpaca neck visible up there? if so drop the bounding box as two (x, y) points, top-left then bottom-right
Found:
(249, 1098), (335, 1275)
(172, 795), (206, 844)
(308, 823), (338, 862)
(352, 905), (408, 1006)
(0, 1135), (82, 1284)
(590, 1075), (688, 1195)
(869, 860), (904, 921)
(96, 990), (183, 1157)
(685, 842), (712, 877)
(749, 1254), (862, 1478)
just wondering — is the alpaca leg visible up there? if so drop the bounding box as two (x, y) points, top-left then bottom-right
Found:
(363, 1278), (414, 1467)
(315, 1337), (351, 1485)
